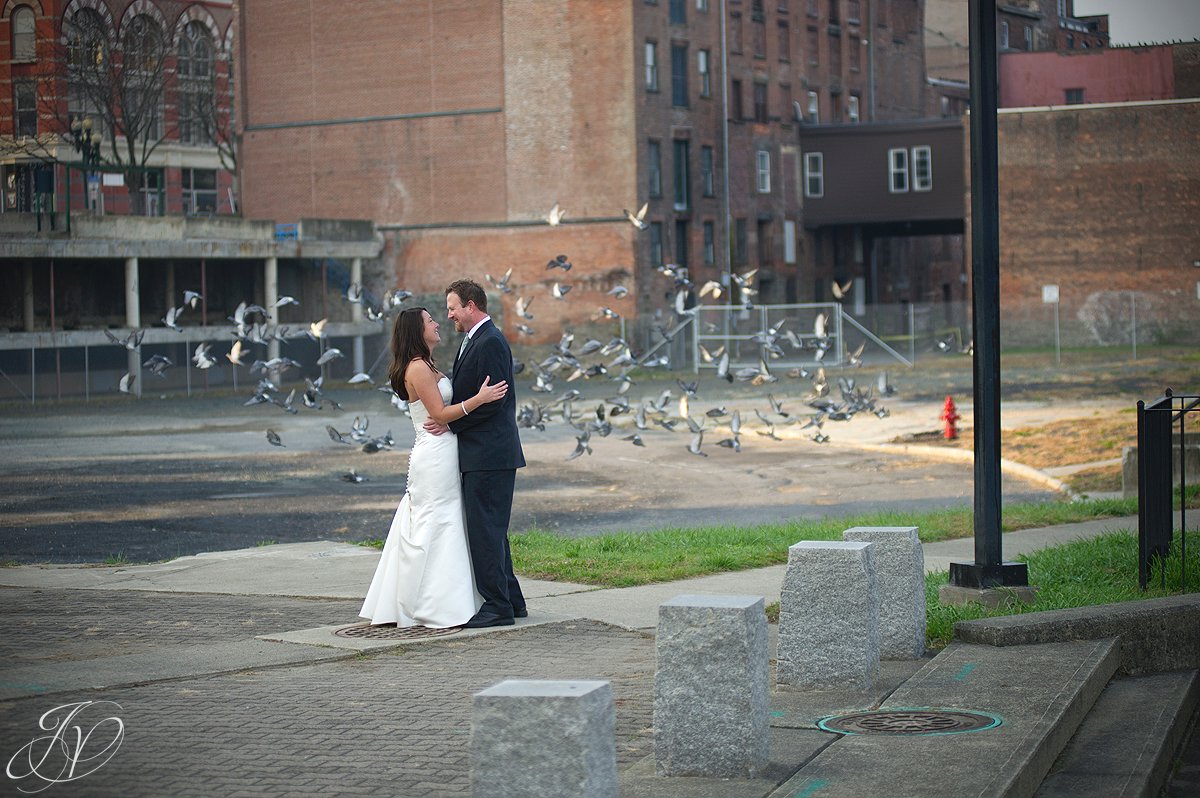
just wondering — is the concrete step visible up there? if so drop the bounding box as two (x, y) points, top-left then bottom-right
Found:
(1035, 670), (1200, 798)
(767, 638), (1120, 798)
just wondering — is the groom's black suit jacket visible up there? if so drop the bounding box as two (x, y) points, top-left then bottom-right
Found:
(448, 318), (525, 472)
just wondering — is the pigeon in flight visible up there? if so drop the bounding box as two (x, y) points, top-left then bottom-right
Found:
(266, 429), (284, 447)
(545, 203), (565, 226)
(623, 202), (649, 230)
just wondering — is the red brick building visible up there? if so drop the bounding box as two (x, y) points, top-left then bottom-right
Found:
(237, 1), (948, 345)
(970, 99), (1200, 347)
(0, 0), (235, 217)
(1000, 43), (1199, 107)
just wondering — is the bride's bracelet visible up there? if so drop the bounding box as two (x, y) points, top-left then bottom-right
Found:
(461, 402), (469, 417)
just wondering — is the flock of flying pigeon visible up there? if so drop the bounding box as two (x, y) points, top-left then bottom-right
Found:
(106, 202), (965, 472)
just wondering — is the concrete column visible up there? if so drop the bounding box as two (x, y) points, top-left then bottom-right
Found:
(264, 257), (279, 364)
(778, 541), (880, 691)
(125, 257), (141, 397)
(22, 261), (36, 331)
(843, 526), (926, 660)
(471, 680), (616, 798)
(164, 261), (176, 317)
(350, 257), (364, 374)
(655, 594), (769, 778)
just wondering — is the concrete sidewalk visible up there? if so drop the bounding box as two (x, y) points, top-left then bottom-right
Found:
(2, 513), (1196, 797)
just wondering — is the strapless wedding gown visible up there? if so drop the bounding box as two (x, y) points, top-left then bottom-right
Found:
(359, 377), (482, 627)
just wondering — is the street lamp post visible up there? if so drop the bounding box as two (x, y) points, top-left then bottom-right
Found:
(71, 116), (103, 209)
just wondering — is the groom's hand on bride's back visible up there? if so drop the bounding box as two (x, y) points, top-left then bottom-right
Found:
(423, 419), (450, 435)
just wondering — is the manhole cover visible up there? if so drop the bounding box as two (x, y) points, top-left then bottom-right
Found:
(816, 708), (1002, 736)
(334, 624), (464, 640)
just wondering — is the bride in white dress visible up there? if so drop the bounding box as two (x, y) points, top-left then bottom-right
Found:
(359, 307), (508, 627)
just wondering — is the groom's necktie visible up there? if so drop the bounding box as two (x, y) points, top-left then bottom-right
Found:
(457, 335), (470, 364)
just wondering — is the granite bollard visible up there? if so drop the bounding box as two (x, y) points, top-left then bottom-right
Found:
(842, 526), (926, 659)
(471, 679), (616, 798)
(777, 541), (880, 691)
(654, 594), (769, 778)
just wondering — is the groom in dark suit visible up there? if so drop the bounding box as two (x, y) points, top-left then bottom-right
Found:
(433, 279), (527, 628)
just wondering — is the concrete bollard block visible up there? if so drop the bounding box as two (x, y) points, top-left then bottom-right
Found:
(471, 679), (616, 798)
(843, 526), (926, 659)
(778, 541), (880, 691)
(654, 594), (769, 778)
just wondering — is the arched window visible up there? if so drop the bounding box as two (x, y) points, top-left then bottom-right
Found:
(121, 14), (165, 140)
(11, 5), (35, 61)
(177, 21), (214, 145)
(66, 8), (108, 137)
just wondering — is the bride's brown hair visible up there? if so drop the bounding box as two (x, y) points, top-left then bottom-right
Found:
(389, 307), (436, 401)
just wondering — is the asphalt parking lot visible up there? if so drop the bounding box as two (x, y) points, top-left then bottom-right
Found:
(0, 365), (1066, 564)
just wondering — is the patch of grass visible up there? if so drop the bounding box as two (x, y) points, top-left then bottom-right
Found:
(255, 539), (277, 547)
(924, 530), (1200, 649)
(1065, 463), (1122, 494)
(505, 496), (1193, 587)
(103, 552), (127, 565)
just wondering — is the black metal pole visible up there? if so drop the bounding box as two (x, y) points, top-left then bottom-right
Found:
(948, 0), (1028, 590)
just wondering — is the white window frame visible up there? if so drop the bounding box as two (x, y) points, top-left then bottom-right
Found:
(645, 42), (658, 91)
(697, 0), (709, 10)
(911, 145), (932, 192)
(698, 49), (711, 97)
(848, 94), (860, 123)
(1000, 20), (1009, 49)
(806, 90), (819, 123)
(783, 219), (797, 264)
(1023, 25), (1032, 51)
(888, 147), (909, 193)
(756, 149), (771, 193)
(12, 5), (36, 62)
(803, 152), (824, 198)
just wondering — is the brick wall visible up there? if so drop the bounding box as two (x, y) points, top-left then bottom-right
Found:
(969, 100), (1200, 346)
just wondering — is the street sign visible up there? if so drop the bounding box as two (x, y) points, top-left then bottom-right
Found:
(1042, 284), (1059, 304)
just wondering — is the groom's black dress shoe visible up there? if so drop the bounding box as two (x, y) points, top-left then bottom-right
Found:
(465, 611), (515, 628)
(513, 607), (528, 618)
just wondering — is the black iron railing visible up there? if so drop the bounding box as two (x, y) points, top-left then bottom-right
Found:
(1138, 389), (1199, 590)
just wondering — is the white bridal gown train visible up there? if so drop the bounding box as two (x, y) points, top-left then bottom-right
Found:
(359, 376), (482, 627)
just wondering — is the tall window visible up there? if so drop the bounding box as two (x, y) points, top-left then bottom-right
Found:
(849, 31), (861, 71)
(645, 42), (659, 90)
(697, 0), (709, 11)
(178, 22), (215, 145)
(1000, 20), (1009, 49)
(649, 222), (664, 266)
(182, 168), (217, 214)
(756, 150), (771, 193)
(670, 0), (687, 24)
(675, 219), (689, 266)
(804, 152), (823, 198)
(848, 0), (861, 22)
(807, 26), (819, 66)
(730, 12), (743, 53)
(829, 31), (841, 72)
(753, 82), (768, 123)
(14, 80), (37, 137)
(912, 146), (932, 192)
(752, 17), (766, 57)
(673, 138), (690, 210)
(735, 218), (748, 264)
(780, 82), (792, 122)
(848, 93), (860, 122)
(828, 0), (840, 24)
(889, 148), (909, 193)
(784, 219), (797, 263)
(698, 49), (711, 97)
(123, 15), (165, 140)
(701, 145), (715, 196)
(757, 219), (772, 266)
(648, 140), (663, 197)
(671, 43), (689, 107)
(731, 79), (743, 121)
(11, 5), (35, 61)
(778, 21), (791, 61)
(807, 90), (819, 123)
(1024, 26), (1033, 51)
(703, 221), (715, 264)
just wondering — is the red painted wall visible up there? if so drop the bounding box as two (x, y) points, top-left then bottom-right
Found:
(1001, 47), (1176, 107)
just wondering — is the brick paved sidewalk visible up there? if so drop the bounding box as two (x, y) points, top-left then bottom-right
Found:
(0, 588), (655, 797)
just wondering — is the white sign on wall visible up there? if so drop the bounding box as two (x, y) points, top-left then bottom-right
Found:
(1042, 284), (1059, 304)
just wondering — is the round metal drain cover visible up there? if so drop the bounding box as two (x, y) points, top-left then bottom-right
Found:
(334, 624), (464, 640)
(817, 708), (1002, 736)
